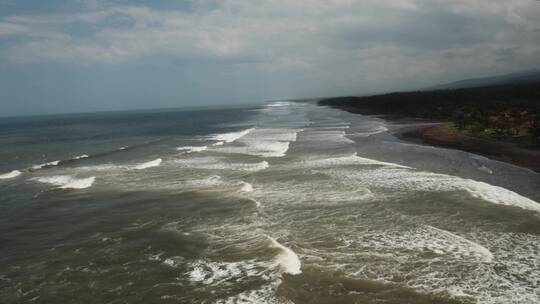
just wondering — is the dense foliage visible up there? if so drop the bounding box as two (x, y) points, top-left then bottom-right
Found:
(319, 82), (540, 146)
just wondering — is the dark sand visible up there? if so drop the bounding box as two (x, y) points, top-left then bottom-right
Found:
(396, 124), (540, 173)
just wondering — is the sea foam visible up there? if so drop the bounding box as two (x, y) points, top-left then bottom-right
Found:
(314, 156), (540, 212)
(0, 170), (22, 180)
(239, 182), (253, 193)
(211, 128), (254, 143)
(267, 236), (302, 275)
(134, 158), (162, 170)
(177, 146), (208, 153)
(31, 160), (60, 170)
(32, 175), (95, 189)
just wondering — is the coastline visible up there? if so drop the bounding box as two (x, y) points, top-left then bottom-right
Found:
(395, 123), (540, 173)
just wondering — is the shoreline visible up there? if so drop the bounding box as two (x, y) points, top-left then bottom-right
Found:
(394, 123), (540, 173)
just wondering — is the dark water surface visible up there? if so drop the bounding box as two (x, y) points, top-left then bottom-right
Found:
(1, 102), (539, 303)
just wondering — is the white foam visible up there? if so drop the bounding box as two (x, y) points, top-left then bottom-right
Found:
(267, 237), (302, 275)
(426, 226), (493, 263)
(213, 128), (301, 158)
(134, 158), (162, 170)
(239, 182), (253, 193)
(267, 101), (291, 107)
(318, 161), (540, 212)
(187, 260), (259, 285)
(72, 154), (89, 160)
(252, 199), (262, 208)
(184, 175), (223, 188)
(31, 160), (60, 170)
(175, 157), (269, 172)
(32, 175), (95, 189)
(211, 128), (254, 143)
(0, 170), (22, 179)
(478, 165), (493, 174)
(177, 146), (208, 153)
(305, 153), (411, 169)
(352, 125), (389, 137)
(301, 130), (354, 144)
(76, 164), (122, 171)
(463, 180), (540, 212)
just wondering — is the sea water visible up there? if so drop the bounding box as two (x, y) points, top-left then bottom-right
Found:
(1, 102), (540, 303)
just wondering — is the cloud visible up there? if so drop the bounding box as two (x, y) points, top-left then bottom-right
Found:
(0, 0), (539, 94)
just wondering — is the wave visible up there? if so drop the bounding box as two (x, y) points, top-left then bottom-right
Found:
(184, 175), (223, 188)
(267, 236), (302, 275)
(304, 153), (411, 169)
(0, 170), (22, 180)
(239, 182), (253, 193)
(72, 154), (89, 160)
(317, 158), (540, 212)
(213, 128), (301, 158)
(301, 130), (354, 144)
(31, 160), (60, 171)
(32, 175), (95, 189)
(266, 101), (291, 107)
(425, 225), (493, 263)
(75, 164), (122, 171)
(251, 199), (262, 208)
(187, 259), (262, 286)
(175, 157), (269, 172)
(357, 126), (389, 137)
(210, 128), (254, 144)
(176, 146), (208, 153)
(134, 158), (162, 170)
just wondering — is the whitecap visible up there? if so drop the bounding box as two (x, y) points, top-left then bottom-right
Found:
(267, 236), (302, 275)
(210, 128), (254, 143)
(0, 170), (22, 180)
(177, 146), (208, 153)
(305, 153), (411, 169)
(72, 154), (89, 160)
(426, 225), (493, 263)
(318, 160), (540, 212)
(32, 175), (95, 189)
(239, 182), (253, 193)
(187, 260), (259, 285)
(134, 158), (162, 170)
(213, 128), (301, 158)
(31, 160), (60, 170)
(175, 158), (269, 172)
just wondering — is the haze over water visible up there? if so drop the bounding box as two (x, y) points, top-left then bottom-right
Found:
(1, 102), (540, 303)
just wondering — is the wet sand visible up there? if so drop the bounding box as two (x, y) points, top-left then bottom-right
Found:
(396, 123), (540, 173)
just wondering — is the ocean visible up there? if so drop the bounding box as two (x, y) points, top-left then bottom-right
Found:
(1, 101), (539, 303)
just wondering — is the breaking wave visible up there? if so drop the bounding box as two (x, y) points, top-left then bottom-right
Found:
(31, 160), (60, 171)
(32, 175), (96, 189)
(0, 170), (22, 180)
(312, 154), (540, 212)
(134, 158), (162, 170)
(210, 128), (255, 144)
(177, 146), (208, 153)
(267, 236), (302, 275)
(239, 182), (253, 193)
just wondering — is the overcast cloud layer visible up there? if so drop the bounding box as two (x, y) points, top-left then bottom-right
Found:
(1, 0), (539, 116)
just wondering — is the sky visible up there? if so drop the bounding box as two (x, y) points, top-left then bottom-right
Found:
(1, 0), (539, 116)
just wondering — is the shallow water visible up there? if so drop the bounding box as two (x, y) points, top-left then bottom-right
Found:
(1, 102), (539, 303)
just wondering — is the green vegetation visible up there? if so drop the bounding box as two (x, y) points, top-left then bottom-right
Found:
(319, 82), (540, 147)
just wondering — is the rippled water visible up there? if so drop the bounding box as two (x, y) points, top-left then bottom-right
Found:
(1, 102), (540, 303)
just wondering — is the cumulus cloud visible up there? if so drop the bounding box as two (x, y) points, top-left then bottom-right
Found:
(0, 0), (539, 96)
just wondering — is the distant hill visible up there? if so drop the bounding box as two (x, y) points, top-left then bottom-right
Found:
(426, 69), (540, 90)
